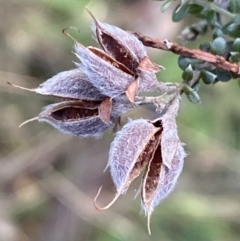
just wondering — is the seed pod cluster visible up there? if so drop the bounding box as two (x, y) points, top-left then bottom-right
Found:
(10, 10), (186, 234)
(11, 10), (168, 137)
(94, 95), (186, 234)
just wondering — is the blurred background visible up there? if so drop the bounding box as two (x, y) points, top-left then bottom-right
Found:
(1, 0), (240, 240)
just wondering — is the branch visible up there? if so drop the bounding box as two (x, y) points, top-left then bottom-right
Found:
(133, 32), (240, 77)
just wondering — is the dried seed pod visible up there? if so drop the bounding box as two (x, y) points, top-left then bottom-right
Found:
(159, 94), (182, 168)
(94, 118), (162, 210)
(38, 100), (115, 138)
(8, 69), (106, 101)
(75, 43), (134, 98)
(141, 95), (186, 234)
(74, 10), (164, 102)
(141, 141), (186, 234)
(36, 69), (106, 100)
(88, 9), (162, 74)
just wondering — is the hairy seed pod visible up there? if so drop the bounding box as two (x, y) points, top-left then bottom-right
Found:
(74, 10), (164, 101)
(38, 100), (115, 138)
(88, 9), (162, 74)
(8, 69), (106, 101)
(159, 94), (182, 168)
(36, 69), (106, 100)
(75, 43), (134, 98)
(94, 118), (162, 210)
(141, 141), (186, 234)
(141, 95), (186, 234)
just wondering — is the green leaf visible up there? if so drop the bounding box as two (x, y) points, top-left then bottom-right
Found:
(200, 70), (217, 84)
(226, 23), (240, 37)
(212, 27), (223, 39)
(178, 57), (201, 71)
(210, 37), (227, 55)
(172, 3), (190, 22)
(188, 3), (204, 15)
(233, 38), (240, 51)
(216, 69), (232, 82)
(182, 64), (193, 82)
(192, 80), (200, 92)
(161, 0), (172, 12)
(230, 51), (240, 62)
(233, 15), (240, 24)
(199, 42), (210, 52)
(182, 84), (201, 104)
(206, 10), (216, 25)
(229, 0), (240, 13)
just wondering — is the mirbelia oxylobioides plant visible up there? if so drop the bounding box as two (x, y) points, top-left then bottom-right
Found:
(11, 2), (240, 233)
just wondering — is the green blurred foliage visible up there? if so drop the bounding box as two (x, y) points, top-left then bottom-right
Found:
(0, 0), (240, 241)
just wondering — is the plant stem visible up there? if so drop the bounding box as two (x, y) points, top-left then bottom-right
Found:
(133, 32), (240, 77)
(210, 2), (236, 19)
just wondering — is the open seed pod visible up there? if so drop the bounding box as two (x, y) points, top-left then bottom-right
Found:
(88, 9), (162, 74)
(74, 10), (165, 102)
(75, 43), (135, 98)
(94, 118), (162, 210)
(141, 95), (186, 234)
(38, 100), (115, 138)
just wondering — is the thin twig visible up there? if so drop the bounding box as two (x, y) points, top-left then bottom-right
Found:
(133, 32), (240, 77)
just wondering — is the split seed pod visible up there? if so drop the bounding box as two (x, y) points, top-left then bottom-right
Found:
(75, 10), (164, 102)
(94, 118), (162, 209)
(38, 100), (115, 138)
(75, 43), (135, 98)
(141, 95), (186, 234)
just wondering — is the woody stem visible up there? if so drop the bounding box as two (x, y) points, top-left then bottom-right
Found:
(132, 32), (240, 77)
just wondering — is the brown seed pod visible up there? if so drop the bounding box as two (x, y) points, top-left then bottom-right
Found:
(88, 8), (162, 74)
(37, 100), (115, 138)
(141, 95), (186, 234)
(75, 43), (134, 98)
(141, 141), (186, 234)
(74, 10), (165, 102)
(94, 118), (162, 210)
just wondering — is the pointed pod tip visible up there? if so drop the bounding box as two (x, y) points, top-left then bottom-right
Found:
(62, 26), (80, 43)
(93, 186), (121, 211)
(7, 82), (36, 92)
(147, 212), (152, 235)
(85, 7), (99, 26)
(19, 117), (38, 128)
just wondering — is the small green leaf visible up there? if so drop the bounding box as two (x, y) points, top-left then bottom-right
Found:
(206, 10), (216, 25)
(229, 0), (240, 13)
(161, 0), (172, 12)
(210, 37), (227, 55)
(233, 38), (240, 51)
(216, 69), (232, 82)
(200, 70), (217, 84)
(182, 84), (201, 104)
(178, 56), (201, 70)
(172, 3), (190, 22)
(192, 80), (200, 92)
(199, 42), (210, 52)
(233, 15), (240, 24)
(212, 27), (223, 39)
(182, 64), (193, 82)
(230, 51), (240, 62)
(227, 23), (240, 38)
(188, 3), (204, 15)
